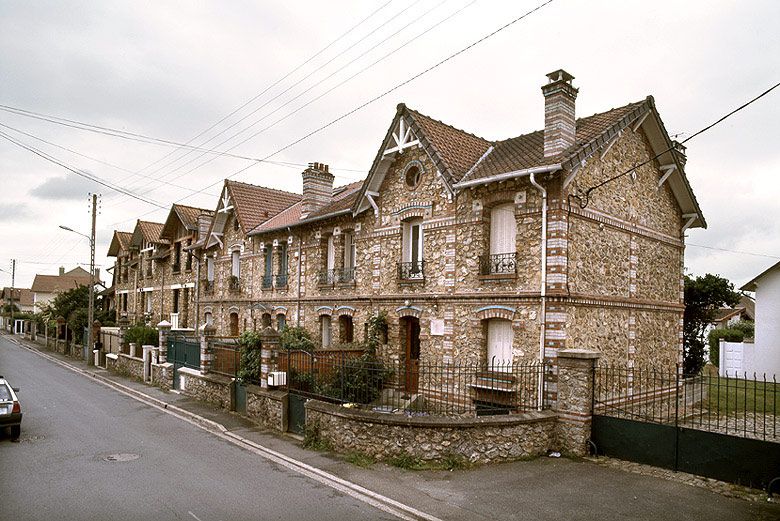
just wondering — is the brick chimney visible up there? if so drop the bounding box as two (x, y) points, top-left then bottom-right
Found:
(542, 69), (578, 157)
(301, 162), (334, 219)
(59, 266), (65, 276)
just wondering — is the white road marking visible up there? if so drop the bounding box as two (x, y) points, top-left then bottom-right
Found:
(12, 339), (443, 521)
(188, 511), (203, 521)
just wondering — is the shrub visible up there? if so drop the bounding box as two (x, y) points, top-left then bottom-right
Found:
(731, 320), (754, 339)
(708, 327), (744, 367)
(125, 324), (158, 346)
(365, 311), (388, 355)
(280, 326), (315, 352)
(326, 352), (392, 404)
(237, 330), (262, 383)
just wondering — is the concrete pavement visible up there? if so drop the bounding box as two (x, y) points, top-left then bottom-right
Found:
(2, 332), (778, 521)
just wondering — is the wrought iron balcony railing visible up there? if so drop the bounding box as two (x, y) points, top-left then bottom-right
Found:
(262, 274), (273, 289)
(479, 252), (517, 276)
(228, 276), (241, 293)
(171, 263), (181, 274)
(275, 273), (288, 288)
(338, 267), (355, 284)
(318, 269), (337, 286)
(203, 280), (214, 295)
(397, 260), (425, 281)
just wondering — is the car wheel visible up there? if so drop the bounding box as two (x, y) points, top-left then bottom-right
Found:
(10, 425), (20, 441)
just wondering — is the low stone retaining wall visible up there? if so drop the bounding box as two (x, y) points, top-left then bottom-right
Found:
(306, 400), (558, 463)
(178, 369), (232, 409)
(107, 353), (145, 381)
(245, 385), (286, 431)
(151, 363), (173, 391)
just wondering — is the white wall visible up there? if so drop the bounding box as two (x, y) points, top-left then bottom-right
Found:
(720, 340), (779, 379)
(754, 267), (780, 364)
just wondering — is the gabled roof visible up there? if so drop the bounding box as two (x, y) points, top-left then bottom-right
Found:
(353, 98), (705, 229)
(107, 231), (133, 257)
(204, 180), (302, 249)
(1, 287), (34, 307)
(250, 181), (363, 236)
(741, 260), (780, 292)
(160, 204), (215, 240)
(131, 220), (167, 248)
(31, 267), (92, 294)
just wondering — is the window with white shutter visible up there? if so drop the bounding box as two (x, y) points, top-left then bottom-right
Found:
(487, 319), (513, 371)
(490, 203), (516, 255)
(231, 250), (240, 278)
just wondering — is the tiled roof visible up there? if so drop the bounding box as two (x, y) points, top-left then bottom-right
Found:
(175, 204), (214, 231)
(31, 268), (92, 294)
(250, 181), (363, 235)
(406, 108), (491, 185)
(107, 231), (133, 257)
(462, 101), (646, 182)
(136, 220), (166, 244)
(227, 180), (302, 232)
(1, 287), (34, 306)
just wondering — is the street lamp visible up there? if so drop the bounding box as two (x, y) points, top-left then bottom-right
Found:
(59, 224), (96, 364)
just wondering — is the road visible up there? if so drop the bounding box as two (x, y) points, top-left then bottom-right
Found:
(2, 334), (779, 521)
(0, 335), (397, 521)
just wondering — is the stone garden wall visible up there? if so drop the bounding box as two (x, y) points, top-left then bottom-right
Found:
(245, 385), (286, 431)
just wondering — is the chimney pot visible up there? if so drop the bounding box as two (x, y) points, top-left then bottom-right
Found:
(300, 162), (335, 219)
(541, 69), (578, 158)
(59, 266), (65, 276)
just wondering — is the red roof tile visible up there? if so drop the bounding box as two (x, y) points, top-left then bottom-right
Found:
(227, 180), (302, 232)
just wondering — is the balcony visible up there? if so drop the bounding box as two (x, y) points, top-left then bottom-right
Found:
(397, 260), (425, 282)
(318, 269), (337, 286)
(275, 273), (288, 288)
(338, 267), (355, 284)
(262, 274), (273, 290)
(145, 268), (152, 279)
(203, 280), (214, 295)
(228, 276), (241, 293)
(172, 263), (181, 274)
(479, 252), (517, 278)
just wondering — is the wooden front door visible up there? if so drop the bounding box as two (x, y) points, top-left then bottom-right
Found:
(402, 317), (421, 393)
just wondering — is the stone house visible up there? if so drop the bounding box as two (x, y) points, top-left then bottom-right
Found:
(107, 230), (135, 319)
(195, 180), (301, 336)
(219, 69), (705, 396)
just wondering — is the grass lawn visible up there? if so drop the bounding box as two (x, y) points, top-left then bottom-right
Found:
(705, 376), (779, 415)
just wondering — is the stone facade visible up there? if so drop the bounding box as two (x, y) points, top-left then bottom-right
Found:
(245, 385), (287, 431)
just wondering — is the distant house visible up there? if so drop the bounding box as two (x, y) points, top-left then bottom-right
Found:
(711, 294), (755, 331)
(1, 287), (35, 332)
(30, 266), (93, 312)
(739, 261), (780, 376)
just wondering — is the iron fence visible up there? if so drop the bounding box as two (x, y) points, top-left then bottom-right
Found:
(479, 252), (517, 276)
(397, 261), (425, 281)
(283, 351), (548, 417)
(594, 364), (778, 441)
(210, 338), (240, 379)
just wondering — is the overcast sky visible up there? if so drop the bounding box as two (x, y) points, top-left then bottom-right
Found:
(1, 0), (778, 291)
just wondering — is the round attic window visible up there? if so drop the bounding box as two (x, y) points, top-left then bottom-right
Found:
(403, 161), (423, 189)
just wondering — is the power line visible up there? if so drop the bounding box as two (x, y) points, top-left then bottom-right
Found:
(167, 0), (556, 204)
(119, 0), (395, 187)
(0, 129), (167, 208)
(131, 0), (471, 197)
(579, 81), (780, 205)
(687, 243), (780, 260)
(108, 0), (555, 226)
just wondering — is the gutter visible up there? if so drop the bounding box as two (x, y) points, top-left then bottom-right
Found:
(453, 164), (561, 190)
(529, 172), (548, 410)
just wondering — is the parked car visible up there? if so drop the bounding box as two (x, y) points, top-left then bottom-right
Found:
(0, 376), (22, 441)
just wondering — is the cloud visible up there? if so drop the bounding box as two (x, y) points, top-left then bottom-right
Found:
(29, 173), (103, 201)
(0, 204), (32, 222)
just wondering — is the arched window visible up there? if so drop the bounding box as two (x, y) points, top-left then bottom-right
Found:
(276, 313), (286, 331)
(320, 315), (332, 348)
(229, 312), (239, 337)
(204, 311), (213, 326)
(261, 313), (272, 328)
(231, 250), (240, 278)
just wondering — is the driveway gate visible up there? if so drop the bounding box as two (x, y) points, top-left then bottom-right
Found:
(591, 364), (780, 491)
(167, 335), (200, 390)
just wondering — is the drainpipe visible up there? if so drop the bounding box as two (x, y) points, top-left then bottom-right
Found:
(529, 172), (547, 409)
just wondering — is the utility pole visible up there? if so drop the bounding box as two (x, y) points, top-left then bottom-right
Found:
(87, 194), (97, 365)
(10, 259), (15, 334)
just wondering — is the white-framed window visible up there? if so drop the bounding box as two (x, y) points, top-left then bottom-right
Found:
(402, 218), (423, 264)
(206, 256), (215, 282)
(487, 318), (513, 371)
(343, 232), (355, 271)
(204, 311), (213, 326)
(231, 249), (240, 278)
(320, 315), (332, 348)
(145, 291), (152, 314)
(490, 203), (517, 255)
(326, 235), (335, 271)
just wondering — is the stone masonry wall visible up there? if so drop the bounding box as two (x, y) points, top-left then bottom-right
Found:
(245, 385), (286, 431)
(307, 400), (557, 463)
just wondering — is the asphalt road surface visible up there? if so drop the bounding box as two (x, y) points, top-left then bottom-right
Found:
(0, 336), (397, 521)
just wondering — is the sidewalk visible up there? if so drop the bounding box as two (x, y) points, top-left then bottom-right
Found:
(9, 333), (780, 521)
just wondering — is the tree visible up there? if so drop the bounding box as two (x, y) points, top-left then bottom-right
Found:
(683, 274), (740, 375)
